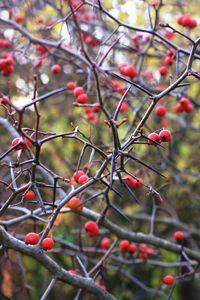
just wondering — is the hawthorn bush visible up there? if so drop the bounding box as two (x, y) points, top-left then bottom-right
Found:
(0, 1), (200, 299)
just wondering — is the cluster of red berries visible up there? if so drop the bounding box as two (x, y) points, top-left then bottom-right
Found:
(25, 233), (54, 250)
(67, 81), (101, 121)
(177, 15), (197, 29)
(123, 176), (144, 189)
(0, 52), (14, 76)
(119, 241), (154, 260)
(84, 102), (101, 121)
(162, 48), (176, 66)
(73, 86), (88, 104)
(112, 80), (126, 95)
(119, 240), (137, 253)
(111, 80), (129, 113)
(73, 170), (89, 185)
(11, 136), (32, 151)
(65, 1), (97, 25)
(66, 196), (83, 213)
(34, 43), (49, 68)
(82, 33), (99, 47)
(148, 129), (171, 145)
(84, 220), (99, 237)
(174, 97), (194, 113)
(119, 63), (138, 79)
(35, 43), (49, 55)
(131, 33), (143, 51)
(138, 243), (155, 260)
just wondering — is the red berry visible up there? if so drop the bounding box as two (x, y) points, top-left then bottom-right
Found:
(134, 177), (144, 189)
(51, 64), (61, 74)
(159, 129), (171, 142)
(119, 240), (130, 252)
(67, 81), (76, 90)
(139, 252), (149, 260)
(138, 244), (154, 260)
(78, 174), (89, 184)
(188, 18), (197, 29)
(73, 170), (85, 182)
(177, 15), (184, 26)
(25, 232), (40, 245)
(119, 101), (128, 113)
(84, 35), (99, 46)
(84, 107), (92, 114)
(123, 65), (138, 78)
(163, 56), (174, 65)
(174, 231), (185, 241)
(163, 275), (175, 285)
(182, 15), (192, 27)
(159, 66), (168, 76)
(147, 132), (161, 145)
(123, 176), (136, 188)
(164, 31), (174, 40)
(119, 63), (129, 74)
(73, 86), (84, 97)
(84, 221), (99, 237)
(179, 97), (190, 108)
(146, 247), (155, 255)
(123, 176), (143, 189)
(15, 15), (24, 23)
(160, 118), (170, 128)
(155, 105), (167, 117)
(66, 197), (83, 212)
(23, 190), (36, 200)
(77, 93), (88, 104)
(92, 102), (101, 113)
(100, 237), (111, 249)
(167, 48), (176, 57)
(12, 137), (32, 150)
(112, 80), (123, 90)
(83, 12), (95, 21)
(174, 103), (185, 113)
(128, 243), (137, 253)
(185, 103), (194, 113)
(35, 43), (48, 55)
(42, 237), (54, 250)
(87, 113), (96, 121)
(139, 243), (148, 252)
(35, 17), (44, 24)
(143, 69), (154, 80)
